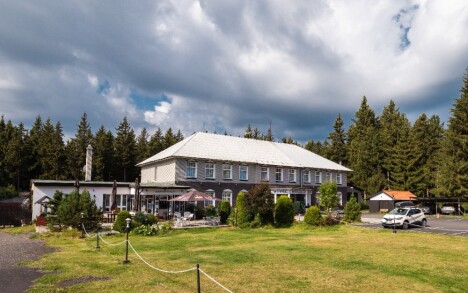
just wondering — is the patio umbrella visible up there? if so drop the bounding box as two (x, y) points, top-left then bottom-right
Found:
(110, 180), (117, 211)
(132, 178), (140, 212)
(74, 179), (80, 194)
(169, 189), (220, 202)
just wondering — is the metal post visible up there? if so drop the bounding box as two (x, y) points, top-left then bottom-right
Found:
(96, 224), (101, 250)
(197, 263), (201, 293)
(393, 201), (397, 234)
(80, 213), (85, 238)
(123, 218), (131, 264)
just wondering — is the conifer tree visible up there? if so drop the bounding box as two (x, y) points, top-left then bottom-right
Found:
(347, 96), (385, 195)
(93, 126), (114, 181)
(244, 124), (252, 138)
(28, 116), (43, 179)
(436, 69), (468, 197)
(113, 117), (137, 181)
(148, 127), (164, 155)
(327, 113), (347, 165)
(136, 127), (150, 163)
(163, 128), (177, 149)
(66, 113), (93, 179)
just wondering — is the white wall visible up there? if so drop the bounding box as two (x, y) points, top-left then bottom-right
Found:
(31, 184), (131, 220)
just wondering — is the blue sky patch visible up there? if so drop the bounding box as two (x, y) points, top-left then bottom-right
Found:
(393, 5), (419, 50)
(130, 91), (172, 110)
(97, 80), (110, 94)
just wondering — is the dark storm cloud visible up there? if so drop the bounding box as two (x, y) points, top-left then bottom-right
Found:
(0, 0), (467, 142)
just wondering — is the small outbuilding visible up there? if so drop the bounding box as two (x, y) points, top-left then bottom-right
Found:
(368, 190), (417, 213)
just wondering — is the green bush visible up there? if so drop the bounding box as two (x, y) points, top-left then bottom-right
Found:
(304, 206), (322, 226)
(275, 195), (295, 227)
(0, 186), (17, 201)
(56, 189), (101, 230)
(245, 183), (275, 225)
(294, 201), (305, 214)
(235, 192), (250, 227)
(146, 214), (158, 225)
(343, 196), (361, 222)
(113, 210), (132, 233)
(134, 212), (146, 224)
(132, 224), (158, 236)
(218, 200), (231, 224)
(206, 205), (217, 217)
(250, 213), (262, 228)
(318, 181), (339, 214)
(195, 206), (206, 219)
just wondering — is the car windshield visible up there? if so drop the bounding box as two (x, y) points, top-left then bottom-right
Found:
(388, 208), (408, 215)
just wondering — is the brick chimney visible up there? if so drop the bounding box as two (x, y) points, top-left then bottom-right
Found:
(85, 144), (93, 181)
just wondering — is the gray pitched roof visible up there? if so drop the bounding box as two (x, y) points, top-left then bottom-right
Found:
(137, 132), (351, 172)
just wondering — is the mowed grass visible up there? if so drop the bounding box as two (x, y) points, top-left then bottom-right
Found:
(23, 224), (468, 293)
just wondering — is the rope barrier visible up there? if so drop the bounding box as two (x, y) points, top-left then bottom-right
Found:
(199, 268), (234, 293)
(127, 241), (197, 274)
(98, 234), (128, 246)
(81, 223), (96, 238)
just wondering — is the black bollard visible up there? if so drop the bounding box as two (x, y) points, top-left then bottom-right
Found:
(197, 264), (201, 293)
(123, 218), (131, 264)
(80, 213), (85, 238)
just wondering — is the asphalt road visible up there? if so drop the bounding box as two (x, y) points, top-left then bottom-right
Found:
(0, 231), (54, 293)
(359, 214), (468, 236)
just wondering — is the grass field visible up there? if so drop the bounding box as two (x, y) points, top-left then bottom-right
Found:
(19, 224), (468, 292)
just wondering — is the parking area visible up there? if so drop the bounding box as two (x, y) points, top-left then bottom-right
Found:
(359, 213), (468, 236)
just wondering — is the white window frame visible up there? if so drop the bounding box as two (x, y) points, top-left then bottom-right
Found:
(261, 167), (269, 181)
(103, 194), (110, 212)
(239, 165), (248, 181)
(222, 189), (233, 206)
(337, 192), (343, 206)
(302, 170), (310, 183)
(186, 161), (197, 179)
(315, 171), (322, 184)
(223, 164), (232, 180)
(275, 168), (283, 182)
(336, 173), (342, 185)
(205, 162), (215, 179)
(289, 169), (296, 183)
(204, 189), (215, 207)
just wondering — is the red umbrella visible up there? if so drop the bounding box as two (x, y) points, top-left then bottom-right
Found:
(169, 189), (219, 202)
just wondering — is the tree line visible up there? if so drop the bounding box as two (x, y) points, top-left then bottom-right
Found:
(244, 69), (467, 199)
(1, 70), (466, 199)
(0, 114), (184, 192)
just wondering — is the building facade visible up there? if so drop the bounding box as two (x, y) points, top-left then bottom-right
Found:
(137, 132), (352, 208)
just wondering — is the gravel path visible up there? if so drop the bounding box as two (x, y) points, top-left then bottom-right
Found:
(0, 231), (55, 293)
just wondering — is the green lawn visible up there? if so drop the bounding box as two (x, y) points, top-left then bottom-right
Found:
(20, 224), (468, 292)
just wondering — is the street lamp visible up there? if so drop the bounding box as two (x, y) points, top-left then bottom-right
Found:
(123, 218), (131, 264)
(80, 212), (85, 238)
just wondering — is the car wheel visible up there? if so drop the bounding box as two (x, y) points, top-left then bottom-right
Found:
(421, 219), (427, 228)
(402, 221), (409, 230)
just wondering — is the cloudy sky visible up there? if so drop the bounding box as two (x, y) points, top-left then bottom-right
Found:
(1, 0), (467, 143)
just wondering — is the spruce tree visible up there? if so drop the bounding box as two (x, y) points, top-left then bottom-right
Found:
(347, 96), (385, 195)
(437, 69), (468, 197)
(28, 116), (43, 179)
(327, 113), (347, 165)
(113, 117), (137, 181)
(244, 124), (252, 138)
(93, 126), (114, 181)
(67, 113), (93, 179)
(148, 127), (164, 155)
(136, 127), (150, 163)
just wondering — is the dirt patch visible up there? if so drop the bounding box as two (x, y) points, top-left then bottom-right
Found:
(58, 276), (111, 287)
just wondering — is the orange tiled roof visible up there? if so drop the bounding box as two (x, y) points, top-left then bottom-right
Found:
(383, 190), (417, 201)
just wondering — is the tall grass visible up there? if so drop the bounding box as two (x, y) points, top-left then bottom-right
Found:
(24, 224), (468, 292)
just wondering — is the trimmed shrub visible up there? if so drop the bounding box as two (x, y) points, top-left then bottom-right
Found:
(275, 195), (295, 227)
(113, 210), (132, 233)
(218, 200), (231, 224)
(146, 214), (158, 225)
(304, 206), (322, 226)
(245, 183), (275, 225)
(206, 205), (217, 217)
(133, 212), (146, 224)
(250, 213), (262, 228)
(343, 196), (361, 222)
(235, 192), (250, 227)
(56, 189), (101, 230)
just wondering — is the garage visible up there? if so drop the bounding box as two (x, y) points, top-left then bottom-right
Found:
(369, 190), (417, 213)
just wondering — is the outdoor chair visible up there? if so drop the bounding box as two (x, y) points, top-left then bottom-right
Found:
(174, 217), (184, 228)
(213, 216), (220, 226)
(205, 216), (212, 225)
(174, 212), (181, 219)
(184, 212), (191, 218)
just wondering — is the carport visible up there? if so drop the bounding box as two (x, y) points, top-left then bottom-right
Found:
(368, 190), (417, 213)
(415, 196), (468, 215)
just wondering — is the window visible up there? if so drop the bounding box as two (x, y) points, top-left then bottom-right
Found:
(222, 189), (233, 206)
(325, 172), (330, 182)
(116, 194), (131, 211)
(204, 189), (215, 207)
(261, 167), (269, 181)
(223, 164), (232, 179)
(205, 162), (215, 179)
(275, 168), (283, 182)
(303, 171), (310, 183)
(336, 173), (342, 185)
(315, 171), (322, 184)
(289, 169), (296, 183)
(103, 194), (110, 212)
(239, 165), (248, 181)
(186, 161), (197, 178)
(337, 192), (342, 206)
